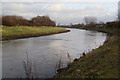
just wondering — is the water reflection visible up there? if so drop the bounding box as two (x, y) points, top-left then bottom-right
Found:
(2, 28), (106, 78)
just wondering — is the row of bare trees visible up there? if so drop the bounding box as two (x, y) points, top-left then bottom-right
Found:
(58, 15), (119, 29)
(83, 16), (120, 28)
(2, 15), (56, 26)
(83, 16), (98, 25)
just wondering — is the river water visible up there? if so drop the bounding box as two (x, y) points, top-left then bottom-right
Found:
(2, 28), (106, 78)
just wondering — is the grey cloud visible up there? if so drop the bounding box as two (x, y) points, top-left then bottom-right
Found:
(2, 3), (117, 24)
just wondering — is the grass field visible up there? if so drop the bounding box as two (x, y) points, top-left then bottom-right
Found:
(0, 26), (70, 40)
(53, 27), (119, 79)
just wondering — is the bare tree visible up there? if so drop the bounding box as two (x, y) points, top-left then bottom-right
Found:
(83, 16), (98, 25)
(69, 23), (73, 27)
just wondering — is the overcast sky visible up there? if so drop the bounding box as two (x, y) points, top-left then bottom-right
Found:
(1, 0), (119, 2)
(1, 1), (119, 24)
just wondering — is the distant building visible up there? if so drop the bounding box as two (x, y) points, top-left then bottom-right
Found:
(96, 24), (104, 28)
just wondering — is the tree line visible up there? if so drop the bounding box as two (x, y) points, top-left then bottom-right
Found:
(58, 16), (120, 29)
(2, 15), (56, 26)
(1, 15), (119, 28)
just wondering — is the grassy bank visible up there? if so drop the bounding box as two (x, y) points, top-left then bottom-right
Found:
(0, 26), (70, 40)
(53, 27), (119, 79)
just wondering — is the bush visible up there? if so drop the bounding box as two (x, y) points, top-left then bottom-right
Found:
(2, 15), (56, 27)
(106, 21), (120, 29)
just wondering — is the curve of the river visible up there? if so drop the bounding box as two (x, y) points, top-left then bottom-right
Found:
(2, 28), (107, 78)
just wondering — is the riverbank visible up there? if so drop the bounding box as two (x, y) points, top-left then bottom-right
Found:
(53, 27), (119, 79)
(1, 26), (70, 41)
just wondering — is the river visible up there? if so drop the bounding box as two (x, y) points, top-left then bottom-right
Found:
(2, 28), (107, 78)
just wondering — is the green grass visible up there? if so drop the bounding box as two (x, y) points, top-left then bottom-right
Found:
(53, 27), (119, 79)
(0, 26), (70, 40)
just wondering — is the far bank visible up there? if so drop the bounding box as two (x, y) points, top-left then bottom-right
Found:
(1, 26), (70, 41)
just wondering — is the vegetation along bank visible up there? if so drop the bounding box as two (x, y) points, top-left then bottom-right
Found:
(53, 26), (119, 79)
